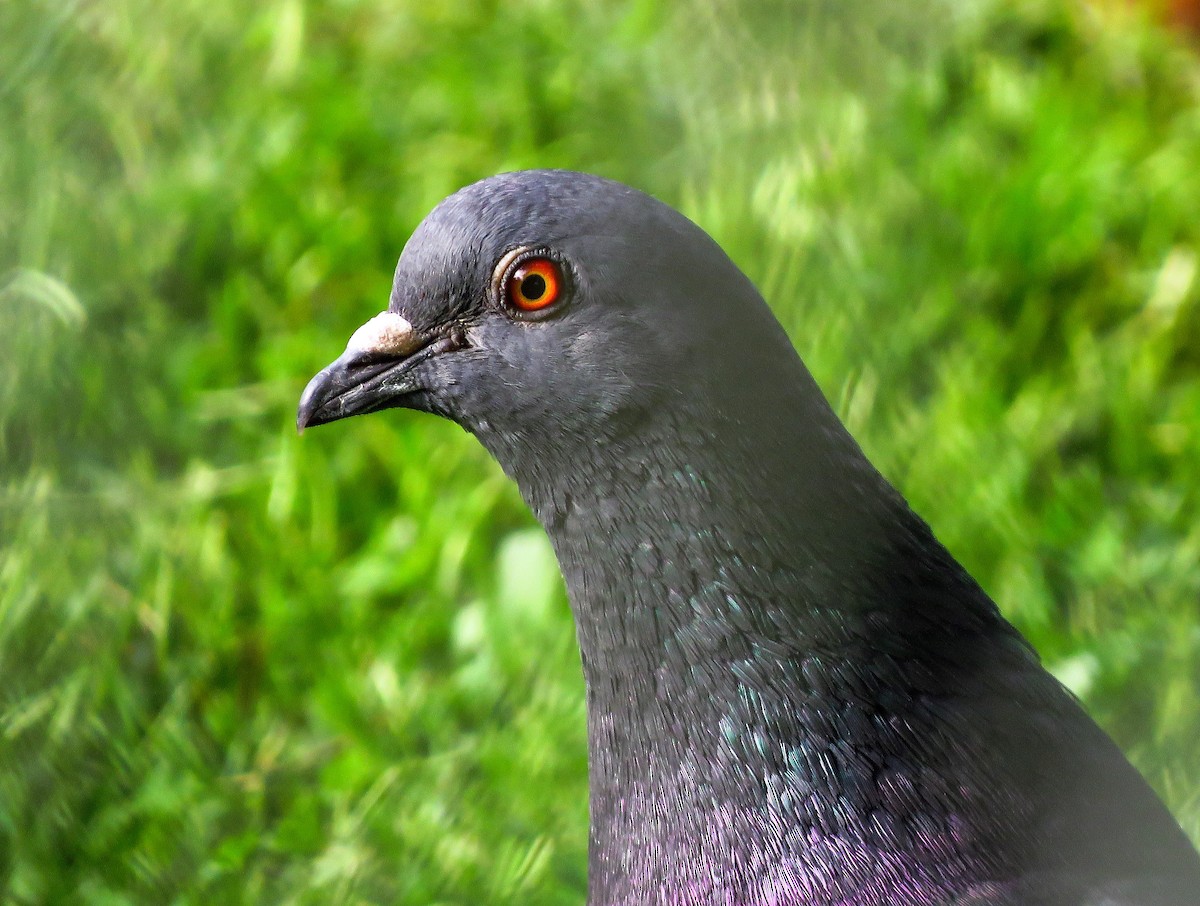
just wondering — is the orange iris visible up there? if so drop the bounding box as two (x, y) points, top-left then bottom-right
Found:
(507, 258), (562, 312)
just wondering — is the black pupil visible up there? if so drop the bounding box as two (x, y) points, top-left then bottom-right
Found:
(521, 273), (547, 300)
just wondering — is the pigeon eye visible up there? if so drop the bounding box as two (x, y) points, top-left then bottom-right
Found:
(504, 256), (565, 315)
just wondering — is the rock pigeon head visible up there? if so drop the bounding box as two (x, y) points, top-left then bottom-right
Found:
(297, 170), (803, 482)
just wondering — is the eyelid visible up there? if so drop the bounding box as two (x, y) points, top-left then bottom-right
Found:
(491, 247), (531, 298)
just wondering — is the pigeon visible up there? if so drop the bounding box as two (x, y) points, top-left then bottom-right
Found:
(297, 170), (1200, 905)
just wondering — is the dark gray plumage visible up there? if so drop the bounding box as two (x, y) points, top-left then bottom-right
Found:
(297, 170), (1200, 905)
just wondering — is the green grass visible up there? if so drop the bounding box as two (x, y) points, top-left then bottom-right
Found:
(2, 0), (1198, 902)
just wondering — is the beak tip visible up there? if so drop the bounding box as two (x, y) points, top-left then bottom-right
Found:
(296, 367), (333, 433)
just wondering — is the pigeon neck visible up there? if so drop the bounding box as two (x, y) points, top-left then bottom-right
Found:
(506, 388), (950, 901)
(526, 391), (911, 670)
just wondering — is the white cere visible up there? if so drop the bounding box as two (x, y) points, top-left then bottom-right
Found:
(346, 311), (422, 357)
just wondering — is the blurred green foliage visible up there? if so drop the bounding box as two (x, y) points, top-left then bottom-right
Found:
(1, 0), (1198, 902)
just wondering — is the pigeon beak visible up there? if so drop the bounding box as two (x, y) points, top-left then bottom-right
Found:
(296, 311), (459, 431)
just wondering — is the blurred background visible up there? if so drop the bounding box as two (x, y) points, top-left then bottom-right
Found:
(2, 0), (1198, 902)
